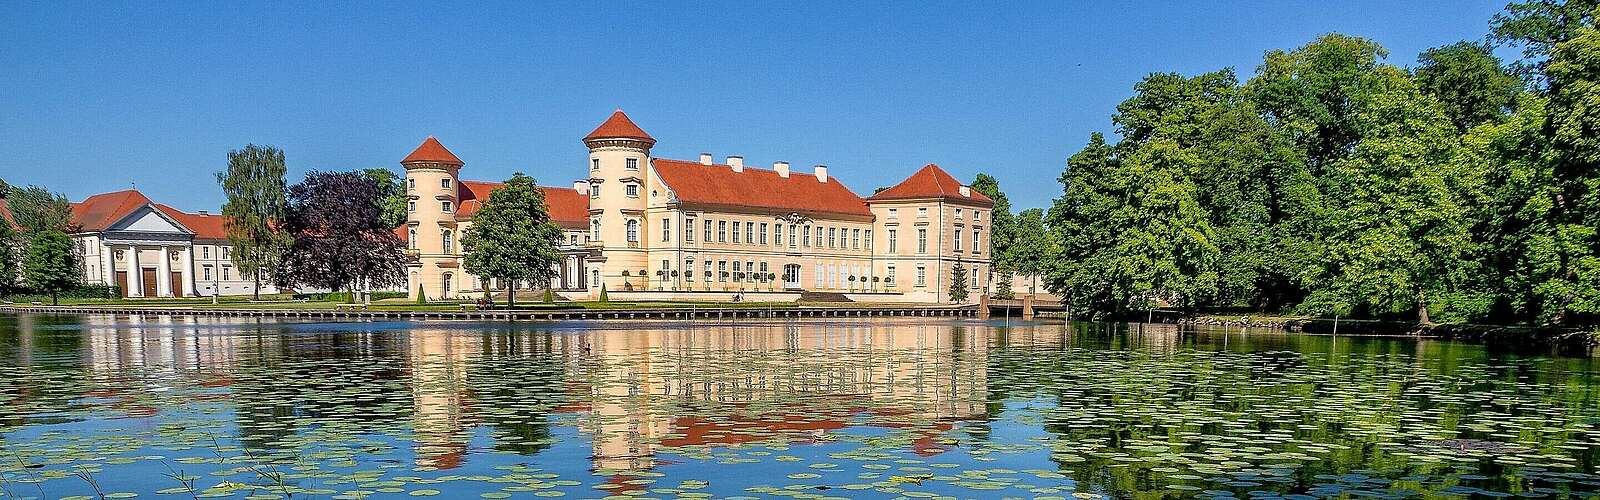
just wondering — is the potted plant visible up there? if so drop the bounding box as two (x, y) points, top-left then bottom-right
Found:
(848, 275), (856, 292)
(872, 276), (881, 292)
(768, 272), (778, 291)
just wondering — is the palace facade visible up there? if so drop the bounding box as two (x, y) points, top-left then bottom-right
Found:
(405, 110), (993, 303)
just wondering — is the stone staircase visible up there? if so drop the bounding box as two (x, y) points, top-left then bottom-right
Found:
(797, 290), (853, 303)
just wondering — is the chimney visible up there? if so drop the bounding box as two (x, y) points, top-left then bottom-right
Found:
(728, 155), (743, 172)
(959, 186), (971, 197)
(574, 180), (590, 195)
(699, 152), (713, 165)
(774, 161), (790, 178)
(814, 165), (829, 183)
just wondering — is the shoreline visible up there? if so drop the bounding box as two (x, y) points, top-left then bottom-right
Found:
(0, 303), (979, 321)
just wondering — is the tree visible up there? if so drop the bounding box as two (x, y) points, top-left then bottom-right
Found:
(1249, 34), (1389, 173)
(1531, 22), (1600, 323)
(23, 230), (78, 305)
(0, 202), (19, 296)
(1010, 208), (1052, 295)
(461, 173), (564, 309)
(1491, 0), (1600, 84)
(363, 168), (409, 229)
(217, 144), (290, 300)
(994, 270), (1014, 300)
(275, 171), (407, 295)
(7, 185), (73, 233)
(970, 173), (1016, 265)
(949, 264), (969, 303)
(1414, 41), (1522, 132)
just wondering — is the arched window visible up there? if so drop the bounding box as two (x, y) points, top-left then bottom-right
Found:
(442, 272), (454, 297)
(626, 219), (639, 242)
(442, 230), (454, 253)
(590, 269), (599, 288)
(591, 219), (600, 241)
(408, 227), (417, 249)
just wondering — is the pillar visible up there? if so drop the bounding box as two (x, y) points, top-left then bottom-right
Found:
(1022, 294), (1035, 320)
(156, 246), (172, 297)
(180, 246), (196, 297)
(127, 246), (143, 297)
(978, 293), (990, 319)
(100, 241), (114, 287)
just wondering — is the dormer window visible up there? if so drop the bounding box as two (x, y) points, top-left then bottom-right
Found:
(918, 207), (928, 218)
(626, 158), (639, 170)
(441, 178), (452, 189)
(955, 208), (963, 219)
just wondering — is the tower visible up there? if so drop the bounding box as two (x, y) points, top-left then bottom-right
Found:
(401, 136), (466, 300)
(582, 110), (654, 293)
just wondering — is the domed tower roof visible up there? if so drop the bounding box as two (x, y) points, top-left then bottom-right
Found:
(401, 136), (464, 167)
(583, 109), (655, 146)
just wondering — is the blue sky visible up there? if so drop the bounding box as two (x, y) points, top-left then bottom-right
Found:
(1, 1), (1513, 212)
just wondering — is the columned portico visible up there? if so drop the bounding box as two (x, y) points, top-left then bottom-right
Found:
(180, 247), (195, 296)
(127, 246), (143, 297)
(156, 245), (173, 297)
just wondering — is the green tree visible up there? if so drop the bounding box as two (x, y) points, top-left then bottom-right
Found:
(23, 230), (78, 305)
(216, 144), (290, 300)
(1010, 208), (1052, 295)
(7, 185), (73, 233)
(1249, 34), (1389, 173)
(1298, 66), (1477, 323)
(1491, 0), (1599, 83)
(461, 173), (564, 309)
(1414, 41), (1522, 132)
(970, 173), (1016, 263)
(363, 168), (409, 229)
(1532, 23), (1600, 323)
(0, 202), (18, 296)
(949, 264), (969, 302)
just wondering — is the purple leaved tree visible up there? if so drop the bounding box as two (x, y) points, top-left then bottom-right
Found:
(275, 171), (407, 299)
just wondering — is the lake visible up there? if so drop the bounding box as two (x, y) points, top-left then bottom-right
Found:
(0, 313), (1597, 499)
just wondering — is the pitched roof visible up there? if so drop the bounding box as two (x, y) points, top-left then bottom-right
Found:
(70, 189), (156, 232)
(454, 180), (590, 230)
(155, 204), (227, 240)
(0, 199), (15, 230)
(651, 158), (872, 218)
(867, 164), (992, 206)
(401, 136), (464, 165)
(583, 110), (655, 144)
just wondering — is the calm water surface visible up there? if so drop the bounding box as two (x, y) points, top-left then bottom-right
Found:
(0, 313), (1597, 499)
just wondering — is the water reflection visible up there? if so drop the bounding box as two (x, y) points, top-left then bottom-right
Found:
(0, 313), (1596, 499)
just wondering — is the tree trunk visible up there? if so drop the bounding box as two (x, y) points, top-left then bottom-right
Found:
(252, 273), (260, 301)
(51, 291), (58, 306)
(508, 281), (516, 310)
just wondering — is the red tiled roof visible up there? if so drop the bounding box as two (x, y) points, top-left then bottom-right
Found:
(70, 189), (155, 232)
(455, 180), (590, 230)
(401, 136), (464, 166)
(652, 159), (872, 218)
(867, 164), (993, 206)
(583, 110), (654, 143)
(155, 204), (228, 240)
(0, 199), (15, 230)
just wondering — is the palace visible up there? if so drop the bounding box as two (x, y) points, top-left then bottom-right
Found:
(406, 110), (993, 304)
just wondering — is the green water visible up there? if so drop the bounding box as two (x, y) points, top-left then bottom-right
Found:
(0, 313), (1596, 499)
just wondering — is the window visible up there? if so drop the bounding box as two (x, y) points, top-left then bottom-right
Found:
(591, 219), (600, 240)
(916, 265), (926, 286)
(733, 261), (741, 280)
(441, 178), (452, 189)
(591, 269), (599, 287)
(973, 229), (981, 254)
(918, 229), (928, 254)
(732, 221), (740, 243)
(408, 228), (417, 249)
(974, 211), (982, 222)
(662, 218), (671, 242)
(661, 259), (670, 280)
(408, 200), (416, 212)
(814, 264), (823, 288)
(626, 158), (638, 170)
(442, 200), (453, 213)
(745, 222), (754, 244)
(865, 230), (873, 251)
(973, 265), (982, 289)
(408, 178), (415, 190)
(625, 184), (639, 197)
(626, 219), (639, 242)
(223, 266), (233, 281)
(954, 226), (962, 251)
(815, 227), (823, 248)
(886, 265), (896, 285)
(570, 234), (578, 245)
(222, 247), (231, 259)
(773, 224), (782, 246)
(704, 220), (713, 242)
(686, 259), (695, 281)
(803, 225), (811, 247)
(718, 261), (727, 282)
(888, 230), (897, 253)
(704, 261), (712, 282)
(442, 230), (453, 253)
(590, 184), (599, 199)
(852, 229), (861, 250)
(828, 227), (836, 248)
(718, 221), (727, 242)
(759, 261), (768, 277)
(888, 208), (898, 219)
(746, 261), (754, 281)
(203, 266), (213, 281)
(686, 218), (696, 242)
(918, 207), (928, 218)
(788, 225), (797, 247)
(202, 246), (210, 259)
(592, 158), (600, 170)
(759, 223), (768, 245)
